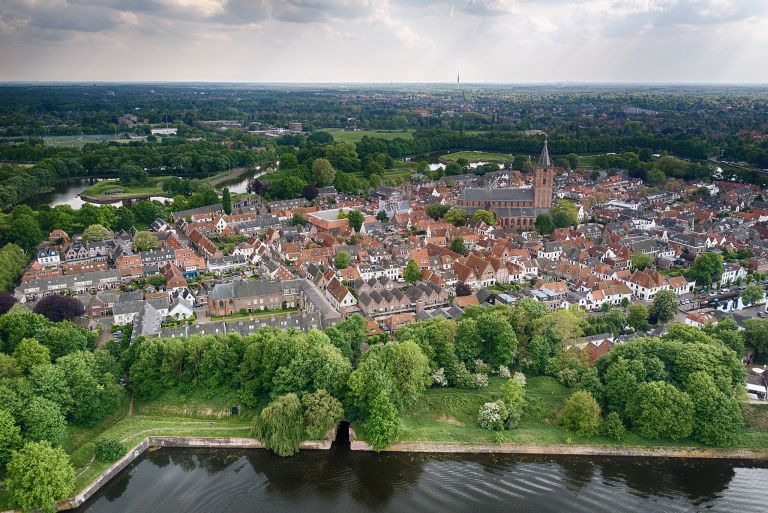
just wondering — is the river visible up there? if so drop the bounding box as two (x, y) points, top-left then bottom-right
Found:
(71, 447), (768, 513)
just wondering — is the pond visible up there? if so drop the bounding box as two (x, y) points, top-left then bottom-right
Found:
(26, 178), (168, 210)
(71, 447), (768, 513)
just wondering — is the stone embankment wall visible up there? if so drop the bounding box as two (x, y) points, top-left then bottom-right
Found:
(353, 441), (768, 460)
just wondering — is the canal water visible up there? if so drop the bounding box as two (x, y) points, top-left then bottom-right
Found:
(71, 447), (768, 513)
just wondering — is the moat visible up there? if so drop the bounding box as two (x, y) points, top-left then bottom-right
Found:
(71, 447), (768, 513)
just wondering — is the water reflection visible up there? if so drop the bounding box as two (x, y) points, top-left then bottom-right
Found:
(72, 448), (768, 513)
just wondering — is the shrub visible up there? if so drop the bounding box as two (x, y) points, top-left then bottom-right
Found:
(478, 401), (508, 431)
(471, 373), (489, 389)
(560, 391), (602, 436)
(512, 372), (526, 386)
(498, 366), (511, 378)
(94, 439), (126, 463)
(602, 412), (626, 441)
(474, 359), (490, 374)
(432, 367), (448, 387)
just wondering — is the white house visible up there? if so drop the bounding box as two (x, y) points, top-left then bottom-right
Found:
(37, 247), (60, 267)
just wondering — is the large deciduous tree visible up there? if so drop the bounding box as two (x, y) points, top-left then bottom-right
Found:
(6, 441), (75, 513)
(33, 296), (85, 323)
(649, 290), (677, 324)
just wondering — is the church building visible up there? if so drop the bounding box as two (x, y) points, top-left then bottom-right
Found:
(455, 140), (555, 229)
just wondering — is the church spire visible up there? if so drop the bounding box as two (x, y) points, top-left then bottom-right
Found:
(538, 138), (551, 167)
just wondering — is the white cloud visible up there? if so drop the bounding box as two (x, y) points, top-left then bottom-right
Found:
(0, 0), (767, 81)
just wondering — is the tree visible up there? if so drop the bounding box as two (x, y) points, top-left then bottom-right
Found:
(376, 210), (389, 223)
(114, 206), (136, 231)
(303, 184), (319, 201)
(0, 292), (18, 313)
(0, 245), (29, 292)
(426, 203), (450, 220)
(551, 200), (579, 228)
(254, 393), (305, 456)
(741, 283), (765, 306)
(455, 282), (472, 297)
(472, 209), (495, 226)
(6, 441), (75, 513)
(118, 162), (149, 186)
(560, 391), (602, 436)
(34, 321), (93, 359)
(0, 409), (21, 465)
(301, 389), (344, 440)
(649, 290), (677, 324)
(602, 412), (626, 441)
(450, 237), (467, 256)
(0, 353), (20, 378)
(476, 313), (517, 368)
(501, 378), (526, 428)
(334, 251), (351, 269)
(312, 158), (336, 186)
(290, 213), (306, 226)
(687, 252), (724, 287)
(12, 338), (50, 372)
(628, 381), (694, 440)
(347, 210), (364, 232)
(221, 187), (232, 215)
(404, 259), (421, 284)
(82, 224), (112, 243)
(0, 307), (50, 354)
(22, 397), (67, 446)
(626, 304), (649, 332)
(444, 208), (467, 226)
(745, 318), (768, 357)
(365, 391), (401, 450)
(133, 230), (158, 252)
(685, 371), (742, 446)
(630, 252), (653, 271)
(33, 295), (84, 323)
(8, 215), (42, 253)
(535, 213), (554, 234)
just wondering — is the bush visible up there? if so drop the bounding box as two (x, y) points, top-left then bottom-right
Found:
(474, 359), (490, 374)
(470, 373), (489, 389)
(560, 391), (602, 436)
(478, 401), (508, 431)
(602, 412), (626, 441)
(94, 439), (126, 463)
(513, 372), (526, 386)
(498, 366), (511, 378)
(431, 367), (448, 387)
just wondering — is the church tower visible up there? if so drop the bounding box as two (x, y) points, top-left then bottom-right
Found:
(533, 139), (554, 209)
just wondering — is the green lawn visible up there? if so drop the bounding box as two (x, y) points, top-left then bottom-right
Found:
(322, 128), (414, 143)
(80, 177), (170, 199)
(42, 135), (119, 148)
(398, 376), (768, 449)
(209, 308), (299, 322)
(440, 151), (514, 163)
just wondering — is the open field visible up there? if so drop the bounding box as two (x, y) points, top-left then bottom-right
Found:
(42, 135), (120, 148)
(322, 128), (414, 143)
(440, 151), (514, 163)
(80, 177), (169, 198)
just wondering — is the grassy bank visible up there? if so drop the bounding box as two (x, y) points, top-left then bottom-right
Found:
(322, 128), (414, 143)
(80, 177), (169, 199)
(0, 389), (254, 511)
(440, 151), (513, 163)
(397, 376), (768, 450)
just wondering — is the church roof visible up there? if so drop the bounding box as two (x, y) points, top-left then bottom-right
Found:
(538, 139), (551, 167)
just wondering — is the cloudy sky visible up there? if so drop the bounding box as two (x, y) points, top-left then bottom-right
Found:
(0, 0), (766, 83)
